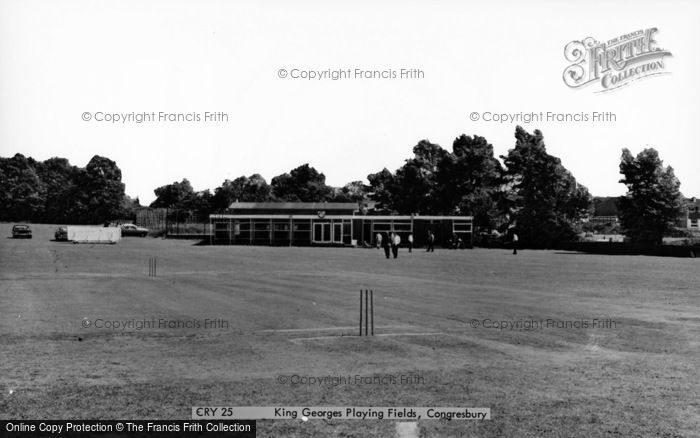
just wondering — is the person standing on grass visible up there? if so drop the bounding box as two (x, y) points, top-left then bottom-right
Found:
(512, 232), (519, 255)
(426, 231), (435, 252)
(391, 232), (401, 258)
(408, 233), (413, 253)
(382, 232), (391, 259)
(376, 232), (382, 249)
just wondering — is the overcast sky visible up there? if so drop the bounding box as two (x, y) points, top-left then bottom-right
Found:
(1, 0), (698, 204)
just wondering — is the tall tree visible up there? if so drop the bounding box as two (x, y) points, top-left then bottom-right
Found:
(391, 140), (448, 214)
(244, 174), (272, 202)
(150, 179), (195, 208)
(501, 126), (591, 246)
(81, 155), (127, 223)
(213, 174), (272, 210)
(329, 181), (369, 203)
(367, 168), (395, 210)
(35, 157), (78, 222)
(618, 148), (683, 244)
(150, 178), (214, 220)
(435, 134), (504, 229)
(271, 164), (332, 202)
(180, 189), (214, 218)
(0, 154), (45, 221)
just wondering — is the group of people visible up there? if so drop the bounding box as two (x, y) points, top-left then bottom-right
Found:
(375, 231), (436, 258)
(376, 232), (404, 258)
(370, 229), (519, 256)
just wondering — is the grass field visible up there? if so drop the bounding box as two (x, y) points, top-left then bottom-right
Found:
(1, 224), (699, 437)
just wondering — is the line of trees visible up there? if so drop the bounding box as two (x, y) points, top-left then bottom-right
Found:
(1, 126), (686, 245)
(148, 126), (594, 246)
(0, 154), (137, 224)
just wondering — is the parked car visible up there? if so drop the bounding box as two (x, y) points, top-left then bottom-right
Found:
(55, 226), (68, 241)
(12, 224), (32, 238)
(120, 224), (148, 237)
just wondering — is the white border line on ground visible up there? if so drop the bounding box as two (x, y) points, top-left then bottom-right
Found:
(396, 421), (419, 438)
(259, 325), (412, 333)
(289, 332), (446, 344)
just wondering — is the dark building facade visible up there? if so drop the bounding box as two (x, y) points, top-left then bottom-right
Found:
(209, 202), (473, 247)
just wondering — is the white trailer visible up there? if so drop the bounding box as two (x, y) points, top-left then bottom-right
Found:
(67, 226), (121, 244)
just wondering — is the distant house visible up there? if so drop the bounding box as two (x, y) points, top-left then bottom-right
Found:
(590, 196), (700, 231)
(679, 197), (700, 229)
(589, 197), (620, 226)
(593, 197), (620, 217)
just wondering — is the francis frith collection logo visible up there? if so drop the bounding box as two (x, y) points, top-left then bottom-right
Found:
(563, 28), (672, 92)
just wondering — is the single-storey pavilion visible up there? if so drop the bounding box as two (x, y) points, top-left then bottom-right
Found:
(209, 202), (472, 247)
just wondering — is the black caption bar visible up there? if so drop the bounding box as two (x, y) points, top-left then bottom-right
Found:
(1, 421), (255, 438)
